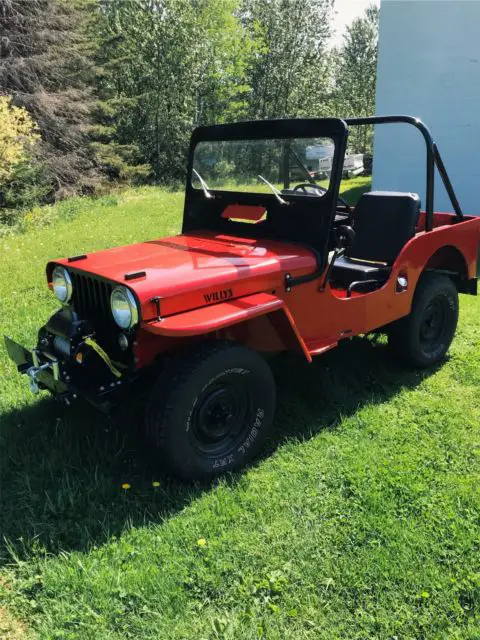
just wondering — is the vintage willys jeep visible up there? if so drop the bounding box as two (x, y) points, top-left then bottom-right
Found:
(5, 116), (479, 480)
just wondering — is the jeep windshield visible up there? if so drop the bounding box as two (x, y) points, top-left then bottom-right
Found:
(191, 137), (334, 196)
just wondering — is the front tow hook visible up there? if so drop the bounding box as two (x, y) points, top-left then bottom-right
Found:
(26, 363), (51, 394)
(26, 358), (61, 394)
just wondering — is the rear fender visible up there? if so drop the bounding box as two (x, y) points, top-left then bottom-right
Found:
(143, 292), (312, 362)
(424, 244), (477, 294)
(391, 217), (479, 307)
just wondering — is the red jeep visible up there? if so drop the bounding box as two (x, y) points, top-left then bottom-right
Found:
(5, 116), (479, 480)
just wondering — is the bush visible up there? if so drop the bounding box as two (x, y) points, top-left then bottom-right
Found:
(0, 159), (52, 213)
(0, 97), (52, 224)
(0, 97), (39, 182)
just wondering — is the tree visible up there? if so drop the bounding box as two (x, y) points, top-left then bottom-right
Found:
(335, 4), (379, 152)
(240, 0), (335, 120)
(94, 0), (204, 182)
(0, 0), (101, 197)
(95, 0), (255, 183)
(193, 0), (256, 126)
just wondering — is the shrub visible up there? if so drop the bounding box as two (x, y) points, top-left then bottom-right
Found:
(0, 97), (52, 222)
(0, 96), (39, 182)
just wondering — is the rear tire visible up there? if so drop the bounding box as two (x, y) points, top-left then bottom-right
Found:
(145, 341), (276, 480)
(388, 272), (458, 368)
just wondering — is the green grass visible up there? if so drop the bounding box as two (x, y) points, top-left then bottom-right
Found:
(0, 185), (479, 639)
(201, 175), (370, 206)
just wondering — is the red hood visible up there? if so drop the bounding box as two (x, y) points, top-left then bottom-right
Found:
(53, 231), (315, 319)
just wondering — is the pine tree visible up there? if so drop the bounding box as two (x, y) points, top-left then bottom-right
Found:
(93, 0), (203, 183)
(91, 1), (151, 183)
(0, 0), (101, 197)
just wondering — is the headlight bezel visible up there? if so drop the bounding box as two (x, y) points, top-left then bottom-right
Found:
(110, 286), (139, 329)
(52, 265), (73, 304)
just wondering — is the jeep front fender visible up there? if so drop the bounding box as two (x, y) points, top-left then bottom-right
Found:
(143, 292), (312, 362)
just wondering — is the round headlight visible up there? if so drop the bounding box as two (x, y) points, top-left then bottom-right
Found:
(52, 266), (72, 303)
(110, 286), (139, 329)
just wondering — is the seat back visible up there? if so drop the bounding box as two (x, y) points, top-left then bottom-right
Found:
(348, 191), (421, 264)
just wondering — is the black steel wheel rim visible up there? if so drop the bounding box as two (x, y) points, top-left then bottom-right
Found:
(191, 374), (253, 456)
(419, 296), (448, 351)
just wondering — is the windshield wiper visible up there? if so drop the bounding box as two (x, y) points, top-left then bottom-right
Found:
(258, 175), (288, 205)
(288, 147), (316, 185)
(193, 169), (213, 199)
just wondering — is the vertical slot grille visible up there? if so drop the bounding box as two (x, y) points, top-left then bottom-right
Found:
(69, 271), (115, 336)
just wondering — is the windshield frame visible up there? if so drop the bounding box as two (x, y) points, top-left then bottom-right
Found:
(182, 118), (348, 258)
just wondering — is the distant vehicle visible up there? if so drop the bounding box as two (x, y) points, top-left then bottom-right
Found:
(291, 152), (364, 181)
(5, 115), (479, 481)
(343, 153), (364, 178)
(291, 155), (333, 180)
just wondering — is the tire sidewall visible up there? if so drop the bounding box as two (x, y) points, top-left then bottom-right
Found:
(148, 345), (275, 479)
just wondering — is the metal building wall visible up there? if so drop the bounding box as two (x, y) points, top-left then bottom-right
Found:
(373, 0), (480, 215)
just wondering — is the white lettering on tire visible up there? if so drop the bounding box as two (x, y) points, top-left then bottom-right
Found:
(238, 407), (264, 454)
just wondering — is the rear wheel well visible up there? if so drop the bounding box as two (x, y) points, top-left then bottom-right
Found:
(423, 245), (472, 293)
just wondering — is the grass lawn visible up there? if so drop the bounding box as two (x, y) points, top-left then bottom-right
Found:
(0, 183), (479, 638)
(202, 176), (371, 207)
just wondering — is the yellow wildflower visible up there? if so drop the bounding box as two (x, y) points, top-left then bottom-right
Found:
(121, 483), (131, 490)
(197, 538), (207, 547)
(152, 481), (160, 488)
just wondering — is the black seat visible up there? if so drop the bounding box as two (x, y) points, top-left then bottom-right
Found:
(332, 191), (420, 288)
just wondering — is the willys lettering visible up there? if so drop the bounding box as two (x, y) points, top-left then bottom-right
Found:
(203, 288), (233, 304)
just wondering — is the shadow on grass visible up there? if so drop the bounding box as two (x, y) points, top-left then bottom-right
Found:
(0, 335), (439, 566)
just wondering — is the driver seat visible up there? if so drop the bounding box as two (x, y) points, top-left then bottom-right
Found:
(331, 191), (421, 287)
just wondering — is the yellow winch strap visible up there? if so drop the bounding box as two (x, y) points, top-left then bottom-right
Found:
(84, 338), (122, 378)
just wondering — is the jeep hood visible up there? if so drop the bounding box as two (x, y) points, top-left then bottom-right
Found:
(53, 231), (316, 320)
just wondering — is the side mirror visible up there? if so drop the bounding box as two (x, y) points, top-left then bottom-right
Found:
(334, 225), (356, 250)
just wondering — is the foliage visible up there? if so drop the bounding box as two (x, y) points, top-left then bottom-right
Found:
(194, 0), (257, 125)
(0, 0), (379, 203)
(94, 0), (255, 183)
(240, 0), (335, 119)
(0, 97), (39, 182)
(0, 97), (51, 219)
(335, 4), (380, 152)
(0, 0), (102, 197)
(0, 161), (52, 221)
(94, 0), (201, 182)
(0, 186), (479, 638)
(91, 0), (357, 183)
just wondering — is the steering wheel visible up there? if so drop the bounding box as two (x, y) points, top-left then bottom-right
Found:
(293, 182), (352, 213)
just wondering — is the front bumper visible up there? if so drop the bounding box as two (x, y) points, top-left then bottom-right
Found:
(4, 334), (127, 413)
(5, 336), (68, 395)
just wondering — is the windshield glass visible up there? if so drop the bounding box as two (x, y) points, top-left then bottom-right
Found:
(192, 137), (335, 195)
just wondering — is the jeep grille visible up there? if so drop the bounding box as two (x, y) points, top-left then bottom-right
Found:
(69, 271), (115, 336)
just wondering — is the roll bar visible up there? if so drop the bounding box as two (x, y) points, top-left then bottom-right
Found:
(345, 115), (464, 231)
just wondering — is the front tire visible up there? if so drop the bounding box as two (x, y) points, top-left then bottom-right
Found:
(145, 341), (276, 480)
(388, 272), (459, 368)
